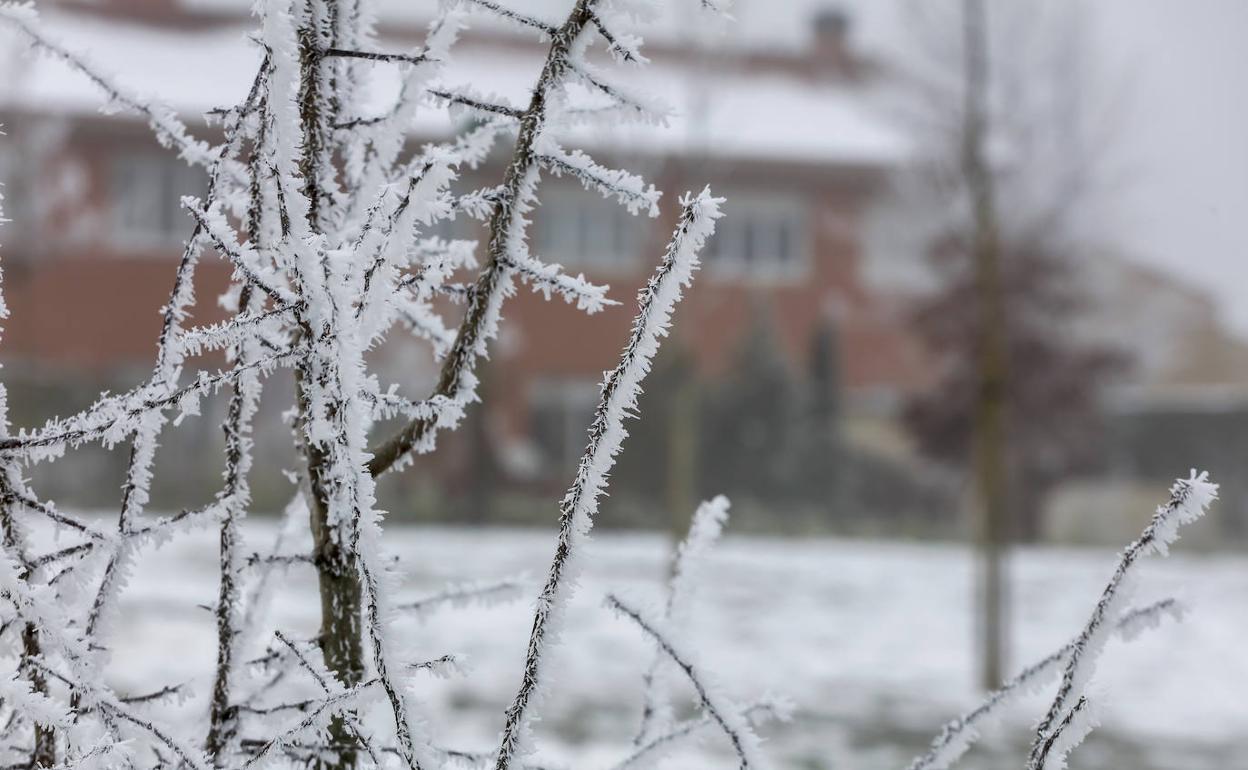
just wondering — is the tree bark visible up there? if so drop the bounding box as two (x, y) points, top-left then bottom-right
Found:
(294, 2), (366, 767)
(0, 477), (57, 769)
(962, 0), (1010, 691)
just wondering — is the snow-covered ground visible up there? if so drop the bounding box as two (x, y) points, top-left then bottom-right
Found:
(89, 520), (1248, 769)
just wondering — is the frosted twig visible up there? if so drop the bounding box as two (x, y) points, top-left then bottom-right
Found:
(455, 0), (558, 34)
(493, 190), (722, 770)
(614, 700), (789, 770)
(906, 598), (1185, 770)
(1024, 471), (1217, 770)
(394, 575), (527, 616)
(0, 3), (214, 167)
(636, 496), (730, 745)
(366, 0), (606, 478)
(606, 594), (766, 770)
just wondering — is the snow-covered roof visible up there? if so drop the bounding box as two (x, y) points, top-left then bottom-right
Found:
(0, 4), (909, 167)
(177, 0), (910, 57)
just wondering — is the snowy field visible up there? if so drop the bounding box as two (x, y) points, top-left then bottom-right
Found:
(77, 520), (1248, 769)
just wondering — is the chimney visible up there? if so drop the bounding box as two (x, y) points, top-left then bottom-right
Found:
(811, 7), (855, 74)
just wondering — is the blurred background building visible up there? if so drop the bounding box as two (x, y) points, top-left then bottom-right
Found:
(3, 0), (1247, 544)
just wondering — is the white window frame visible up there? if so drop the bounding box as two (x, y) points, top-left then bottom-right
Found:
(110, 151), (206, 249)
(533, 185), (642, 272)
(704, 191), (810, 282)
(528, 378), (601, 475)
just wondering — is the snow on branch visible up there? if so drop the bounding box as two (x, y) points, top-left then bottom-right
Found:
(0, 348), (297, 460)
(428, 87), (525, 120)
(589, 11), (648, 65)
(492, 189), (722, 770)
(394, 575), (527, 617)
(452, 0), (559, 35)
(1024, 471), (1217, 770)
(606, 594), (767, 770)
(184, 200), (295, 304)
(0, 0), (747, 767)
(535, 141), (661, 216)
(500, 248), (615, 314)
(366, 0), (609, 478)
(906, 598), (1185, 770)
(0, 3), (215, 168)
(636, 495), (731, 744)
(613, 699), (790, 770)
(1032, 696), (1097, 770)
(565, 60), (672, 126)
(4, 1), (1212, 769)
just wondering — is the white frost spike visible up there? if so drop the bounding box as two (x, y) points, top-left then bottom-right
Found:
(492, 189), (723, 770)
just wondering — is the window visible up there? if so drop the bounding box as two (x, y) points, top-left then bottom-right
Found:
(529, 379), (600, 476)
(110, 151), (208, 247)
(0, 144), (22, 242)
(533, 186), (642, 269)
(704, 193), (809, 279)
(426, 211), (480, 243)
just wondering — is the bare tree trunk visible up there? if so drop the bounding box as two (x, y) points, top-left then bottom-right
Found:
(666, 349), (698, 542)
(21, 621), (56, 768)
(206, 285), (259, 764)
(0, 478), (56, 769)
(962, 0), (1010, 691)
(293, 2), (366, 767)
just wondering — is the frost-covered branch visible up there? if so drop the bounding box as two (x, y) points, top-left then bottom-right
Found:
(636, 496), (730, 745)
(535, 143), (661, 216)
(454, 0), (558, 35)
(367, 0), (610, 478)
(906, 598), (1185, 770)
(1024, 471), (1216, 770)
(206, 284), (266, 763)
(394, 575), (527, 616)
(492, 190), (721, 770)
(606, 594), (766, 770)
(1032, 696), (1096, 770)
(613, 700), (789, 770)
(0, 3), (215, 167)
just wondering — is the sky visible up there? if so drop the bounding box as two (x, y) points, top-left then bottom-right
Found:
(1088, 0), (1248, 335)
(841, 0), (1248, 336)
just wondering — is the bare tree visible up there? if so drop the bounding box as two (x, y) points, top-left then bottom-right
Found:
(961, 0), (1009, 695)
(894, 0), (1128, 689)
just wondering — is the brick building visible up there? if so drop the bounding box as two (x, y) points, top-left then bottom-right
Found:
(0, 0), (932, 518)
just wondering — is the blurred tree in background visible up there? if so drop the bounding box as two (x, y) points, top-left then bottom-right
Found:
(905, 238), (1126, 542)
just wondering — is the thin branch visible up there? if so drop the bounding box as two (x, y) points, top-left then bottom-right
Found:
(493, 190), (721, 770)
(1025, 471), (1216, 769)
(367, 0), (605, 477)
(457, 0), (558, 34)
(606, 594), (764, 770)
(322, 48), (431, 65)
(906, 598), (1185, 770)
